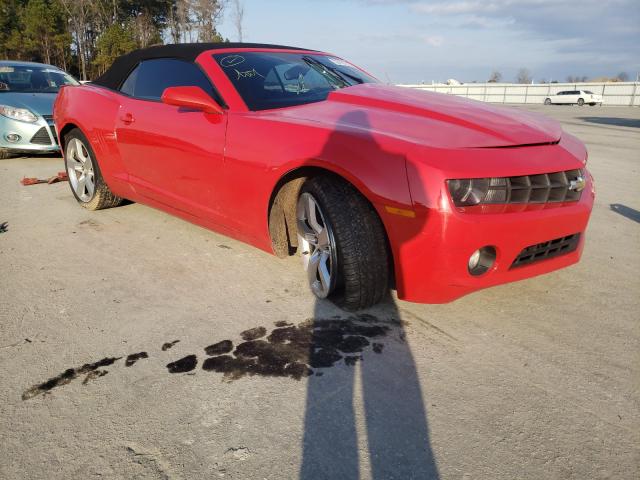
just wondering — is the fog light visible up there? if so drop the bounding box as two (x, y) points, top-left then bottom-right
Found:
(468, 246), (496, 276)
(5, 133), (20, 143)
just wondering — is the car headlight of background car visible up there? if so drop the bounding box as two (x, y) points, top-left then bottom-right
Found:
(0, 105), (38, 123)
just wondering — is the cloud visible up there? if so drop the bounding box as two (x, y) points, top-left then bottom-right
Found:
(424, 35), (444, 46)
(340, 0), (639, 81)
(408, 0), (639, 39)
(410, 1), (505, 15)
(358, 32), (443, 46)
(455, 14), (516, 29)
(364, 0), (640, 66)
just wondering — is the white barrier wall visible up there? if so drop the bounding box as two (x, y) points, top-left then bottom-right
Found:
(398, 82), (640, 106)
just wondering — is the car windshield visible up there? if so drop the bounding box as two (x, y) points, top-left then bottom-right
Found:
(213, 52), (378, 110)
(0, 64), (78, 93)
(584, 90), (594, 94)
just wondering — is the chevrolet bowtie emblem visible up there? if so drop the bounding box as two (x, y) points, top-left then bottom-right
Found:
(568, 176), (586, 192)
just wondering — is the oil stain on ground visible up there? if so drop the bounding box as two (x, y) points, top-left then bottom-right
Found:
(125, 352), (149, 367)
(167, 355), (198, 373)
(22, 356), (122, 400)
(22, 315), (396, 400)
(197, 315), (391, 381)
(161, 340), (180, 351)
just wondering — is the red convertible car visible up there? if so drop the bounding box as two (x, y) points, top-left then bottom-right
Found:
(54, 43), (594, 310)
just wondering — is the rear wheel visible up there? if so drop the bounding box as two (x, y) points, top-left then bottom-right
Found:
(544, 98), (552, 105)
(296, 176), (389, 311)
(64, 128), (124, 210)
(577, 98), (585, 106)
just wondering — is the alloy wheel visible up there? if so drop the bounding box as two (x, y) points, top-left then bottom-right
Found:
(296, 192), (338, 298)
(66, 137), (95, 202)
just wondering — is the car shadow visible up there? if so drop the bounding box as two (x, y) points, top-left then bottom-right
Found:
(300, 111), (439, 479)
(610, 204), (640, 223)
(578, 117), (640, 128)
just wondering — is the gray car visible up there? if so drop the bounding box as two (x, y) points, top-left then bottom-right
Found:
(0, 60), (78, 159)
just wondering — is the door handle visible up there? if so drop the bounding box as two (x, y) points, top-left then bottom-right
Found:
(120, 112), (135, 124)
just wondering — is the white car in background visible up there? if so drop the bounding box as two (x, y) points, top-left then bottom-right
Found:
(544, 90), (603, 106)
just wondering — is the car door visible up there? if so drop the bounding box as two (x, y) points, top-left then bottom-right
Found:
(555, 91), (567, 104)
(567, 90), (581, 104)
(115, 58), (228, 220)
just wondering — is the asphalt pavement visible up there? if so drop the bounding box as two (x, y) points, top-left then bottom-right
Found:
(1, 105), (638, 479)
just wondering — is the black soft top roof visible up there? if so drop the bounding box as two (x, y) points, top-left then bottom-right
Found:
(92, 42), (315, 90)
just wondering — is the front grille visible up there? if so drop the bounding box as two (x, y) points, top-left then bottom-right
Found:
(30, 126), (52, 145)
(511, 233), (580, 268)
(489, 169), (584, 204)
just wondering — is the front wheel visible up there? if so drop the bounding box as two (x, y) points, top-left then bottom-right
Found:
(577, 98), (585, 106)
(64, 128), (124, 210)
(296, 176), (389, 310)
(544, 98), (552, 105)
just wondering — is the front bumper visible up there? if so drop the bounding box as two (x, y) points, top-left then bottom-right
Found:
(396, 185), (593, 303)
(0, 115), (59, 154)
(383, 136), (595, 303)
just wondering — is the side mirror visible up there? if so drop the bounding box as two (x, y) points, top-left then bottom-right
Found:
(161, 86), (224, 115)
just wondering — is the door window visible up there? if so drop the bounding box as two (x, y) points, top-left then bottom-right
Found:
(118, 58), (223, 104)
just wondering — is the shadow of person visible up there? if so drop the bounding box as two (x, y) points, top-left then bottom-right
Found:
(300, 110), (439, 479)
(300, 299), (439, 479)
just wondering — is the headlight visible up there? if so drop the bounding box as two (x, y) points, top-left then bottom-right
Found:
(447, 178), (494, 206)
(0, 105), (38, 123)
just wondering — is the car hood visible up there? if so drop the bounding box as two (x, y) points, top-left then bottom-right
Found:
(273, 84), (562, 149)
(0, 92), (56, 117)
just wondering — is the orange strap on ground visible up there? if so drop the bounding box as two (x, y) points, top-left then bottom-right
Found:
(21, 171), (68, 186)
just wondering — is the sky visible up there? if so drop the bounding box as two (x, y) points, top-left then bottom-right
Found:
(215, 0), (640, 84)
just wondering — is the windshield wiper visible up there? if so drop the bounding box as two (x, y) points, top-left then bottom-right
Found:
(328, 67), (364, 85)
(302, 57), (349, 88)
(304, 57), (364, 85)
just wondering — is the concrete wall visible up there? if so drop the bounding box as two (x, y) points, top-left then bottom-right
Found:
(398, 82), (640, 106)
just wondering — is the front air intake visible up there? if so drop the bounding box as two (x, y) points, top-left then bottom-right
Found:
(30, 127), (52, 145)
(511, 233), (581, 268)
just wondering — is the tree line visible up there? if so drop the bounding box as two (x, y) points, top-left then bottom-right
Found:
(0, 0), (244, 80)
(488, 69), (631, 84)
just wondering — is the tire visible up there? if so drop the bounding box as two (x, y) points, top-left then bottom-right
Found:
(577, 98), (585, 106)
(64, 128), (124, 210)
(544, 98), (552, 105)
(296, 176), (389, 311)
(0, 149), (12, 160)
